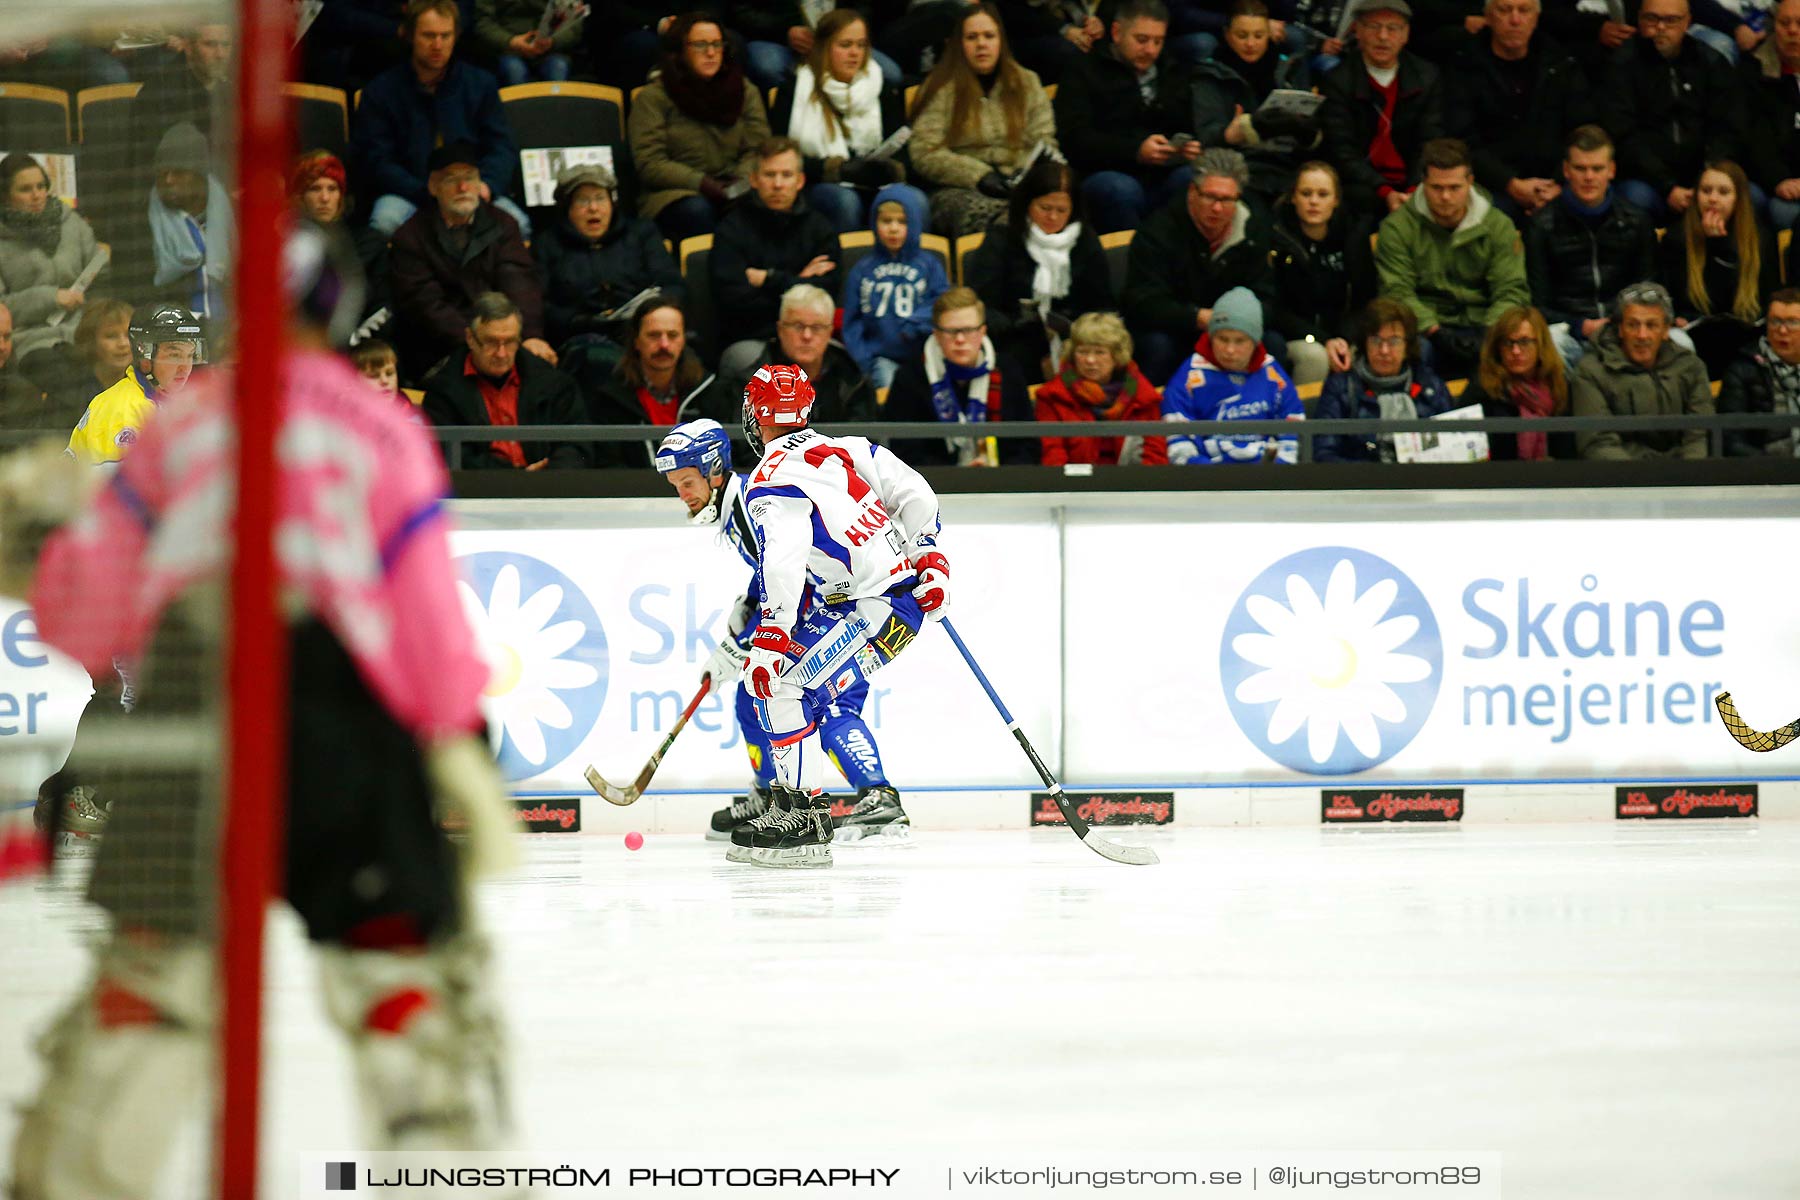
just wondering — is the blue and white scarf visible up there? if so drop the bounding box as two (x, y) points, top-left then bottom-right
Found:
(923, 332), (1001, 465)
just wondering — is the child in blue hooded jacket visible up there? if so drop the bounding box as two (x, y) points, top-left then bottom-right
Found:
(841, 183), (948, 390)
(1162, 287), (1305, 465)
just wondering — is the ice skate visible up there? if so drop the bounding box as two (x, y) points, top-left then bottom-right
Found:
(832, 785), (914, 846)
(707, 785), (770, 842)
(34, 786), (110, 841)
(726, 787), (792, 862)
(748, 788), (833, 869)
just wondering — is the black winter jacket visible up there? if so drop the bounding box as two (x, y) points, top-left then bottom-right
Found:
(1265, 205), (1376, 343)
(389, 203), (544, 379)
(1598, 36), (1745, 200)
(421, 350), (589, 470)
(700, 339), (875, 436)
(532, 213), (684, 350)
(1656, 223), (1779, 324)
(1316, 50), (1445, 214)
(1738, 44), (1800, 193)
(1524, 192), (1658, 329)
(964, 218), (1115, 376)
(1716, 340), (1800, 456)
(1052, 45), (1195, 177)
(709, 194), (841, 346)
(1124, 194), (1275, 341)
(1458, 375), (1578, 461)
(1444, 33), (1593, 198)
(1190, 51), (1316, 197)
(882, 352), (1039, 467)
(585, 354), (714, 469)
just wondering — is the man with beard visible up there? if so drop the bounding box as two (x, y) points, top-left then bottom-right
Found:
(588, 296), (716, 468)
(388, 142), (549, 381)
(134, 23), (234, 176)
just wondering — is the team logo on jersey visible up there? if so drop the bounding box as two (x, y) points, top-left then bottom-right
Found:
(456, 551), (609, 782)
(1219, 547), (1442, 775)
(115, 427), (137, 446)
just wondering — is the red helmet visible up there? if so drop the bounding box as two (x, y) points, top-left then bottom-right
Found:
(742, 363), (816, 437)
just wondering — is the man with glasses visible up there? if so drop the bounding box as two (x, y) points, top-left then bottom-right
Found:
(712, 137), (842, 378)
(421, 292), (589, 470)
(708, 285), (875, 443)
(390, 142), (551, 382)
(1124, 147), (1278, 383)
(1598, 0), (1746, 223)
(1375, 137), (1529, 377)
(1718, 287), (1800, 455)
(1318, 0), (1445, 217)
(884, 287), (1038, 466)
(1570, 281), (1714, 460)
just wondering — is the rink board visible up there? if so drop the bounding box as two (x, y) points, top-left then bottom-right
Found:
(5, 486), (1799, 826)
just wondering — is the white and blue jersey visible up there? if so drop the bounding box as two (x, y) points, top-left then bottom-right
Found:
(714, 470), (895, 790)
(742, 429), (942, 753)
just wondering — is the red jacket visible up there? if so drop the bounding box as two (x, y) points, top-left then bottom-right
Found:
(1034, 361), (1168, 467)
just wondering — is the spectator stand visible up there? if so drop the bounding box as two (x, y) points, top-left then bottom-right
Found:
(0, 83), (72, 148)
(1099, 229), (1132, 295)
(954, 232), (983, 285)
(74, 82), (143, 247)
(499, 80), (634, 228)
(282, 83), (350, 163)
(679, 233), (717, 368)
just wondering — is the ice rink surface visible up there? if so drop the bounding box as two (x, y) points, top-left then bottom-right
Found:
(3, 821), (1799, 1199)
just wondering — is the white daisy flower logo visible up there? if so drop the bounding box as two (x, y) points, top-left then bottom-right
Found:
(456, 552), (609, 781)
(1220, 548), (1442, 774)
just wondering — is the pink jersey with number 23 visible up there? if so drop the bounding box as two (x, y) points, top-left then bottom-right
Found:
(32, 350), (488, 740)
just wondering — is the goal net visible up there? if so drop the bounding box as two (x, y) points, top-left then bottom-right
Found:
(1, 0), (285, 1195)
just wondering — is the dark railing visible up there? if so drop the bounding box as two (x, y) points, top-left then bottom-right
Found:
(423, 412), (1800, 465)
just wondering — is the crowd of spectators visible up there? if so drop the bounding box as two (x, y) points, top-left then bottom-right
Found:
(5, 0), (1800, 465)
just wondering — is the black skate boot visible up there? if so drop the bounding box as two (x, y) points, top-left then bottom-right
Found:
(727, 786), (793, 862)
(748, 788), (833, 869)
(832, 785), (913, 846)
(707, 785), (770, 841)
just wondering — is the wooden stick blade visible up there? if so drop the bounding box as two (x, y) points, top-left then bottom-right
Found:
(583, 764), (641, 807)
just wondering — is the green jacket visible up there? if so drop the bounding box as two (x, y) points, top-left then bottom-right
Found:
(627, 79), (772, 220)
(1571, 325), (1713, 461)
(1374, 187), (1527, 332)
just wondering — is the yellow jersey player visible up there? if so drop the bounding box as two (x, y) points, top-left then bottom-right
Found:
(66, 305), (204, 466)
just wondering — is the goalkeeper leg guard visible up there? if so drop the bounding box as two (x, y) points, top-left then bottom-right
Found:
(9, 934), (214, 1200)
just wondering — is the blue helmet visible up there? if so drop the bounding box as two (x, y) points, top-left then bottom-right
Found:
(655, 419), (731, 478)
(655, 419), (732, 526)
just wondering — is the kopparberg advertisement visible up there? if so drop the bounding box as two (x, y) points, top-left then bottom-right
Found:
(1065, 517), (1800, 782)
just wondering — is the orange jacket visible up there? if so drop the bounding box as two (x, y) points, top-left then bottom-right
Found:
(1034, 361), (1168, 467)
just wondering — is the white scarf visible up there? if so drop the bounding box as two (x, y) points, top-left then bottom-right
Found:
(1025, 219), (1080, 306)
(786, 62), (885, 160)
(923, 333), (999, 466)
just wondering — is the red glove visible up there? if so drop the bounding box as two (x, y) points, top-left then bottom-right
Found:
(745, 624), (801, 699)
(912, 551), (950, 621)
